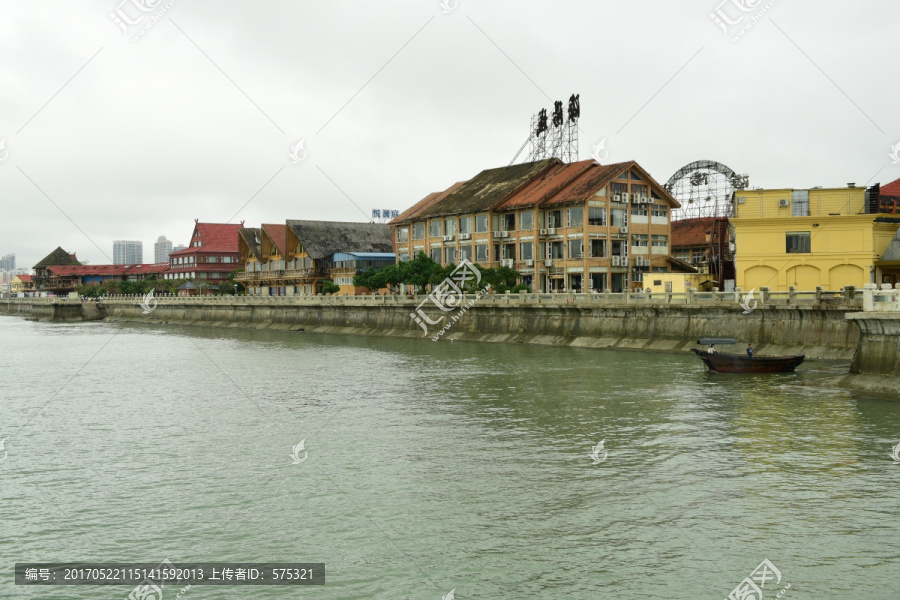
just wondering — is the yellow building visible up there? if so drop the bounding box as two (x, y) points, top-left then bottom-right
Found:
(731, 184), (900, 291)
(10, 274), (35, 294)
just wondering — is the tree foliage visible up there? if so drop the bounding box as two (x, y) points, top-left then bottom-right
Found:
(352, 253), (520, 295)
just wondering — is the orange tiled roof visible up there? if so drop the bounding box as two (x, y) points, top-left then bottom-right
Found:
(391, 181), (467, 225)
(882, 177), (900, 197)
(262, 223), (288, 255)
(671, 217), (726, 248)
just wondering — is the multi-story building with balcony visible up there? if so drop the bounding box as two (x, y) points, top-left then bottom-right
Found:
(164, 220), (243, 284)
(237, 220), (393, 295)
(391, 158), (685, 292)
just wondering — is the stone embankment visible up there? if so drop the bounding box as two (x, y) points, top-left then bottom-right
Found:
(1, 290), (861, 361)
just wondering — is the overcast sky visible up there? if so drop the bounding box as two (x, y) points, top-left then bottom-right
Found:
(1, 0), (898, 267)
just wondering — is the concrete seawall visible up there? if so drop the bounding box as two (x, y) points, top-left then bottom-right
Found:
(79, 298), (859, 360)
(1, 296), (861, 359)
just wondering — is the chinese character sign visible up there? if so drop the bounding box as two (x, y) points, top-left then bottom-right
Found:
(372, 209), (382, 219)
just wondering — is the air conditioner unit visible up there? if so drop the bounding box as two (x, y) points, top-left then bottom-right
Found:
(641, 196), (649, 204)
(620, 226), (628, 234)
(613, 194), (622, 202)
(612, 256), (620, 266)
(621, 193), (630, 202)
(539, 228), (548, 235)
(525, 259), (534, 267)
(493, 231), (503, 237)
(544, 259), (553, 267)
(442, 235), (454, 242)
(547, 227), (556, 234)
(458, 233), (471, 240)
(500, 231), (509, 238)
(778, 199), (790, 207)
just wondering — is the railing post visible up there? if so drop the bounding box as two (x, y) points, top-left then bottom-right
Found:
(815, 285), (823, 303)
(759, 286), (770, 304)
(686, 288), (695, 304)
(862, 283), (877, 311)
(788, 286), (797, 302)
(844, 285), (856, 301)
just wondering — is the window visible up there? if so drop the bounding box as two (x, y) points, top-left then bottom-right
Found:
(429, 220), (441, 237)
(792, 190), (810, 216)
(444, 218), (457, 236)
(475, 214), (489, 233)
(610, 209), (627, 228)
(547, 210), (563, 228)
(786, 232), (811, 253)
(501, 213), (516, 231)
(652, 206), (668, 218)
(398, 251), (409, 262)
(588, 207), (606, 226)
(431, 248), (441, 262)
(567, 207), (584, 227)
(568, 239), (584, 258)
(652, 235), (668, 253)
(223, 256), (234, 263)
(445, 247), (457, 263)
(590, 239), (606, 257)
(519, 211), (534, 229)
(501, 244), (515, 260)
(476, 244), (489, 262)
(632, 184), (648, 197)
(413, 222), (425, 240)
(630, 170), (643, 181)
(459, 216), (473, 234)
(549, 241), (564, 259)
(520, 242), (534, 260)
(632, 208), (648, 217)
(459, 245), (473, 261)
(611, 182), (628, 195)
(616, 171), (628, 180)
(631, 234), (648, 248)
(398, 227), (409, 243)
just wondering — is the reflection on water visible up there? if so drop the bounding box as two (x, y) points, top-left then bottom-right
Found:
(1, 317), (898, 599)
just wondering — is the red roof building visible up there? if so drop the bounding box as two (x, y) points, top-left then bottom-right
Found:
(164, 219), (244, 284)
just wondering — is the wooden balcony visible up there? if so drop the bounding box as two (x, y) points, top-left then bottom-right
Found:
(236, 268), (327, 281)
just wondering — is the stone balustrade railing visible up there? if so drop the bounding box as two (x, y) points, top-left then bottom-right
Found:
(0, 285), (867, 308)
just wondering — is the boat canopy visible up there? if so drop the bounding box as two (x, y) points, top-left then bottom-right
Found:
(698, 338), (736, 345)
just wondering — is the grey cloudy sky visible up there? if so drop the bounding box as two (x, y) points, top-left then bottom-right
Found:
(1, 0), (898, 267)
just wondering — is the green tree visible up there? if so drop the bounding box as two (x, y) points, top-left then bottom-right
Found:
(321, 280), (340, 295)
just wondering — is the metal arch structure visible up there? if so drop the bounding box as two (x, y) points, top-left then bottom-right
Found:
(664, 160), (749, 221)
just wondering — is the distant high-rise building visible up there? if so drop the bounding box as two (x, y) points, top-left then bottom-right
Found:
(172, 244), (187, 253)
(113, 240), (143, 265)
(154, 236), (173, 263)
(0, 253), (15, 271)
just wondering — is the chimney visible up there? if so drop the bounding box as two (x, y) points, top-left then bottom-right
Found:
(847, 183), (855, 188)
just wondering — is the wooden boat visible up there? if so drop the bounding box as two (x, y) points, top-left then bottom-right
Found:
(691, 338), (804, 373)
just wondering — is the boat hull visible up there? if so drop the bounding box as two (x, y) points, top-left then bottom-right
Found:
(690, 349), (804, 373)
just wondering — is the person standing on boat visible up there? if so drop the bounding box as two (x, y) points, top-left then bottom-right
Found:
(746, 343), (753, 359)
